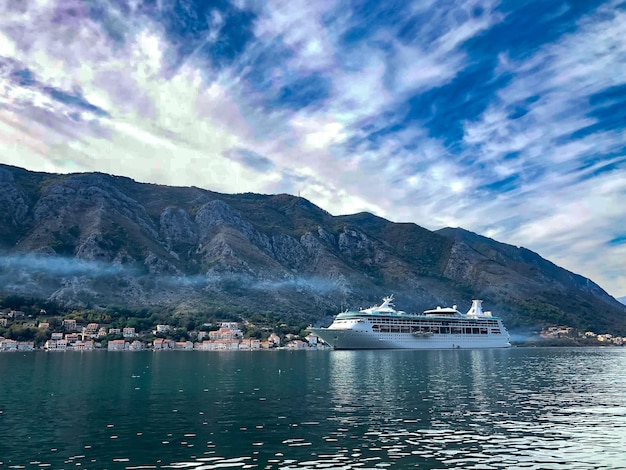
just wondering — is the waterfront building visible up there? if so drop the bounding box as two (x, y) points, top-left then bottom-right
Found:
(45, 339), (67, 351)
(108, 340), (127, 351)
(17, 341), (34, 351)
(175, 341), (194, 350)
(287, 339), (308, 349)
(196, 339), (239, 351)
(238, 339), (261, 350)
(268, 333), (281, 346)
(195, 340), (212, 351)
(75, 341), (94, 351)
(129, 340), (144, 351)
(153, 338), (175, 350)
(1, 338), (18, 351)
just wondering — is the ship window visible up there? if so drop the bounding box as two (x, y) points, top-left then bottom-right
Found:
(492, 329), (500, 334)
(480, 328), (488, 334)
(472, 328), (480, 334)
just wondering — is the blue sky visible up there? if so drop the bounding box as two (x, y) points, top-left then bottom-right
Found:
(1, 0), (625, 297)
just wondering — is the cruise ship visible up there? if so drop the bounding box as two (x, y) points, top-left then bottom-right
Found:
(310, 296), (511, 349)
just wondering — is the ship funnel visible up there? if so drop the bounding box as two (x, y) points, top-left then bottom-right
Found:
(466, 299), (484, 317)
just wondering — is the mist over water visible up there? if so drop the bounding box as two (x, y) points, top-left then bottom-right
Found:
(1, 348), (625, 469)
(508, 329), (545, 344)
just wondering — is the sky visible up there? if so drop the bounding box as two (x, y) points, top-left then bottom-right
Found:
(0, 0), (625, 297)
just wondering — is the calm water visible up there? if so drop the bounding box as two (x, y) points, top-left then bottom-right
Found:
(1, 348), (625, 469)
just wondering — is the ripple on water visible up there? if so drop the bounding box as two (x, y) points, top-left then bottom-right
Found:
(3, 348), (626, 469)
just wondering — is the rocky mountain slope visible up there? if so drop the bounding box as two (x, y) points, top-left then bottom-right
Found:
(1, 164), (625, 333)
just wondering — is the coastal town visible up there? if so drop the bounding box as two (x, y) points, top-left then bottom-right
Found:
(535, 325), (625, 346)
(1, 307), (624, 351)
(0, 308), (328, 352)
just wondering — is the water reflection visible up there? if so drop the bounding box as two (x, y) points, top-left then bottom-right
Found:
(314, 348), (626, 469)
(1, 349), (625, 469)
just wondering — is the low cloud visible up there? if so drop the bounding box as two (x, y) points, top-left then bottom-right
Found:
(157, 272), (340, 294)
(0, 253), (133, 278)
(0, 253), (343, 298)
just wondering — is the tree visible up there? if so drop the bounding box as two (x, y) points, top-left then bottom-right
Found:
(6, 325), (39, 342)
(177, 327), (189, 341)
(34, 329), (51, 347)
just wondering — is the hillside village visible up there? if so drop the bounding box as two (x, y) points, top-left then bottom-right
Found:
(0, 308), (327, 352)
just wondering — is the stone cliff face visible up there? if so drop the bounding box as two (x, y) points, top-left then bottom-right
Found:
(0, 168), (29, 245)
(1, 164), (625, 333)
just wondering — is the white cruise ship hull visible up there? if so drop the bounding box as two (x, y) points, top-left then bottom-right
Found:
(311, 297), (511, 350)
(310, 328), (510, 350)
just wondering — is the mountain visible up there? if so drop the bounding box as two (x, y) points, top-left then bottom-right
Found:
(618, 297), (626, 306)
(1, 163), (625, 334)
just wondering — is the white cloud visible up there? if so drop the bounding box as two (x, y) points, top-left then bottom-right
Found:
(289, 115), (347, 151)
(233, 1), (507, 227)
(392, 1), (502, 96)
(0, 1), (277, 193)
(0, 30), (16, 57)
(253, 0), (338, 71)
(331, 55), (390, 122)
(453, 3), (626, 295)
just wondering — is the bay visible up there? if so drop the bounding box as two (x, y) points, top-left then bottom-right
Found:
(1, 347), (625, 469)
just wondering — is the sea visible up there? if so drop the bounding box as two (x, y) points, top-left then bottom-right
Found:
(1, 347), (625, 470)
